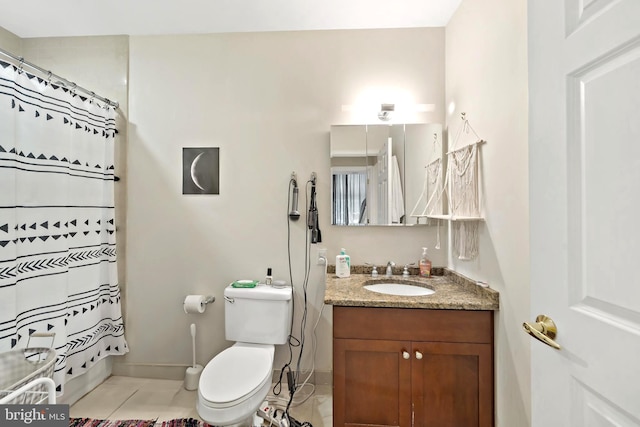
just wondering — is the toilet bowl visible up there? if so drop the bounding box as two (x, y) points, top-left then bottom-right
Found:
(197, 343), (274, 426)
(196, 283), (292, 426)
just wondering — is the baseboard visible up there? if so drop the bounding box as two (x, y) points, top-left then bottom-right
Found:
(111, 363), (333, 386)
(271, 369), (333, 386)
(111, 362), (188, 381)
(314, 370), (332, 385)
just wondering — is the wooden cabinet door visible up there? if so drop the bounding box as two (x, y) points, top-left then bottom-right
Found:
(333, 338), (412, 427)
(411, 342), (494, 427)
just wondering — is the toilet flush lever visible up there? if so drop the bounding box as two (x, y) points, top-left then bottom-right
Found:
(224, 296), (235, 304)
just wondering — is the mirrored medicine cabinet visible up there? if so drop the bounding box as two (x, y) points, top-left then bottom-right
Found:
(330, 123), (444, 227)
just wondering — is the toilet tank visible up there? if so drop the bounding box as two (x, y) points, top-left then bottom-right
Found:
(224, 284), (293, 345)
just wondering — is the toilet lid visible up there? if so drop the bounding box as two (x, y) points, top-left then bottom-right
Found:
(200, 345), (273, 405)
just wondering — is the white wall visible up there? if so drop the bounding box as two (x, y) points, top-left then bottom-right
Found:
(0, 27), (21, 54)
(121, 29), (447, 380)
(445, 1), (530, 426)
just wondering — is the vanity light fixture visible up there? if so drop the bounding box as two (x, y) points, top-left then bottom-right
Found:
(377, 103), (395, 121)
(341, 102), (434, 123)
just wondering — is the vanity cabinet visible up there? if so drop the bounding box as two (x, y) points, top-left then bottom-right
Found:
(333, 306), (494, 427)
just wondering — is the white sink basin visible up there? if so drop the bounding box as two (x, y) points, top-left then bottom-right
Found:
(364, 283), (435, 297)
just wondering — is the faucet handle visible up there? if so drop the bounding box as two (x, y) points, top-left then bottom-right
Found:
(387, 261), (395, 267)
(402, 263), (416, 278)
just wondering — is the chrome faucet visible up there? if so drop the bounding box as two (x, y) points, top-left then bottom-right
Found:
(386, 261), (395, 277)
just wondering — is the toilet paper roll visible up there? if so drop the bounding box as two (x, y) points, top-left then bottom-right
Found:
(183, 295), (207, 314)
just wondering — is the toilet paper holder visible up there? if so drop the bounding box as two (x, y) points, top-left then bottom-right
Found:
(183, 295), (216, 312)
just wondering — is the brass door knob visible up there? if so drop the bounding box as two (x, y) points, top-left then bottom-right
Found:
(523, 315), (561, 350)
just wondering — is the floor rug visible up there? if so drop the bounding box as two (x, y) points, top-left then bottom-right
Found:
(69, 418), (214, 427)
(69, 419), (156, 427)
(155, 419), (213, 427)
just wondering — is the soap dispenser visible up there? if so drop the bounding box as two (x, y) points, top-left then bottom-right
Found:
(419, 247), (432, 278)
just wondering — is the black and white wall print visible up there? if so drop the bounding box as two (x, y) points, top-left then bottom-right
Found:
(182, 147), (220, 195)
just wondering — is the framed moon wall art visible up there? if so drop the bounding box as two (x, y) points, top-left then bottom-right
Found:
(183, 147), (220, 195)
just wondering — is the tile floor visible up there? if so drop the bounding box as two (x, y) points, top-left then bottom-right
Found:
(70, 376), (332, 426)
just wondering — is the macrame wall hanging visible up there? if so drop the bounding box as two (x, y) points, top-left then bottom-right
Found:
(446, 113), (485, 260)
(409, 133), (444, 247)
(410, 133), (444, 217)
(426, 156), (444, 249)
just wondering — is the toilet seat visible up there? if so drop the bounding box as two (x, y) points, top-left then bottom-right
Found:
(199, 343), (273, 409)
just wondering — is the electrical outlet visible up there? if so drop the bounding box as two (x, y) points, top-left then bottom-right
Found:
(317, 248), (327, 265)
(257, 402), (272, 421)
(257, 402), (285, 426)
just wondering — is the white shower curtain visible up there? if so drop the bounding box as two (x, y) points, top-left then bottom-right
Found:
(332, 171), (367, 225)
(0, 60), (127, 394)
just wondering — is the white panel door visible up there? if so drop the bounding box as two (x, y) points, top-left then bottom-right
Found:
(529, 1), (640, 426)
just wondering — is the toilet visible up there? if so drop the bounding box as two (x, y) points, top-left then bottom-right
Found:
(197, 283), (292, 426)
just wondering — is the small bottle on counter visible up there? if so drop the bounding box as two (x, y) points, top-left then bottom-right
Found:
(265, 267), (273, 285)
(335, 248), (351, 278)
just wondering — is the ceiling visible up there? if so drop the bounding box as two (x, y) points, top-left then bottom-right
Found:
(0, 0), (462, 39)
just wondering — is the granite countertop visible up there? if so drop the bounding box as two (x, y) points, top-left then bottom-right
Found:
(324, 269), (499, 311)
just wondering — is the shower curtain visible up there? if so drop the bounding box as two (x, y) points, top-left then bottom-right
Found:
(332, 171), (367, 225)
(0, 60), (127, 393)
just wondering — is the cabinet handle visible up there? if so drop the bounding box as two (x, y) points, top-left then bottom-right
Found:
(402, 350), (410, 360)
(415, 351), (423, 360)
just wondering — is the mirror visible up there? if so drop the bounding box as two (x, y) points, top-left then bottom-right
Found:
(330, 123), (443, 226)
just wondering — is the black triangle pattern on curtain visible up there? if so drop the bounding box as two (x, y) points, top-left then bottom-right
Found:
(0, 142), (116, 180)
(0, 61), (116, 142)
(0, 220), (116, 249)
